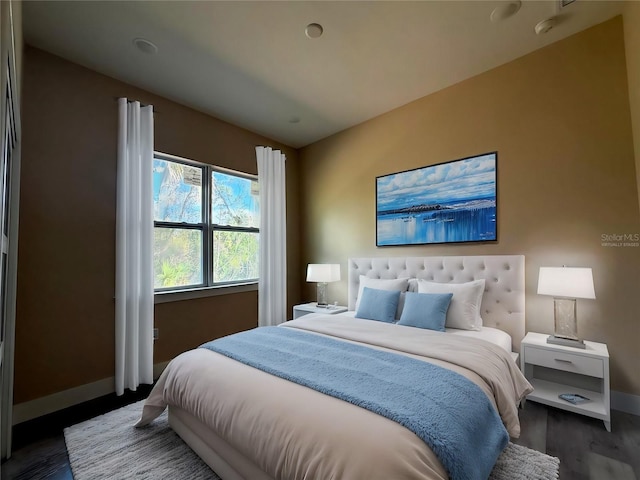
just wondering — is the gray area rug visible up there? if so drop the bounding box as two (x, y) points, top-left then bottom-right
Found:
(64, 400), (559, 480)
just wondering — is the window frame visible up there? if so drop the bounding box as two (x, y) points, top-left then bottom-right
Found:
(153, 152), (259, 295)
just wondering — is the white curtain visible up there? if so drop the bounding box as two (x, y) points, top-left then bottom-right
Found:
(256, 146), (287, 327)
(115, 98), (154, 395)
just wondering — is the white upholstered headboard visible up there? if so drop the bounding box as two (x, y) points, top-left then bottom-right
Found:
(348, 255), (525, 352)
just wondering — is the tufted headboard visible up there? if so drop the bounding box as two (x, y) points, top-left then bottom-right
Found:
(348, 255), (525, 352)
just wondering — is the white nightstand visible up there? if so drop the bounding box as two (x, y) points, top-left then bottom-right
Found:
(293, 303), (348, 319)
(521, 332), (610, 431)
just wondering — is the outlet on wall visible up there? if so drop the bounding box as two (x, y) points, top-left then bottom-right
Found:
(153, 328), (159, 340)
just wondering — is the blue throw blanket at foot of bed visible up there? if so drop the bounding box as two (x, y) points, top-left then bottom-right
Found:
(200, 326), (508, 480)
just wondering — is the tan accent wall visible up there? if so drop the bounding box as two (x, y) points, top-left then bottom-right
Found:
(300, 17), (640, 396)
(624, 1), (640, 212)
(16, 47), (300, 404)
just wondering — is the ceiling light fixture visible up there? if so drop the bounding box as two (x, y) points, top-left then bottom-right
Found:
(490, 1), (522, 23)
(133, 38), (158, 55)
(305, 23), (324, 39)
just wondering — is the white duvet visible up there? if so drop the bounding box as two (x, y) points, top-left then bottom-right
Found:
(137, 315), (533, 480)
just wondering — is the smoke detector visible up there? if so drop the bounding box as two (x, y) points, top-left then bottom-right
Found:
(534, 17), (557, 35)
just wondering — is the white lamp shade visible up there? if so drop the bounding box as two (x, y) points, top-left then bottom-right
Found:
(306, 264), (341, 283)
(537, 267), (595, 299)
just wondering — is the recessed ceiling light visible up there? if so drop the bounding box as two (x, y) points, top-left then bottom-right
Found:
(133, 38), (158, 55)
(305, 23), (324, 39)
(490, 1), (522, 23)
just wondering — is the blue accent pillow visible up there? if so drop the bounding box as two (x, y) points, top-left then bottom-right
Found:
(397, 292), (453, 331)
(355, 287), (401, 323)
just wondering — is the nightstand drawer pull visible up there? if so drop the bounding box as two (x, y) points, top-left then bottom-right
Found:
(554, 358), (573, 364)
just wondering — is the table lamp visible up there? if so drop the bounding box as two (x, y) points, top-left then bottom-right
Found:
(537, 266), (595, 349)
(306, 264), (340, 307)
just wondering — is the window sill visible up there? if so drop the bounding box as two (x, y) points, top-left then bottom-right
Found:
(154, 282), (258, 304)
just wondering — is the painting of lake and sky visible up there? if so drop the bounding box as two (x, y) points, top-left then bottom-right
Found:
(376, 152), (497, 246)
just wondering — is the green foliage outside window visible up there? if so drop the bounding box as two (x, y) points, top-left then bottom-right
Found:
(154, 228), (202, 288)
(213, 230), (259, 283)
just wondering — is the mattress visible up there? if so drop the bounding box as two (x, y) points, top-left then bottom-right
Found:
(138, 315), (532, 480)
(332, 311), (513, 352)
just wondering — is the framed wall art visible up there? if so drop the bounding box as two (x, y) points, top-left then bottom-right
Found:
(376, 152), (497, 246)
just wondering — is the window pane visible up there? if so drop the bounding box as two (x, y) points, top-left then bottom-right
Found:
(213, 230), (259, 283)
(211, 171), (259, 228)
(154, 227), (203, 288)
(153, 158), (203, 223)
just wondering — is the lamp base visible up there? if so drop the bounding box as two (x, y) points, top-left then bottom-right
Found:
(547, 335), (586, 349)
(316, 282), (328, 307)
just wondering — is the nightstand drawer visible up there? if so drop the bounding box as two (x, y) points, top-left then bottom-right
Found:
(524, 346), (603, 378)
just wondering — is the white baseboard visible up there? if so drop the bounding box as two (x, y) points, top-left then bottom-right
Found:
(12, 361), (170, 425)
(611, 390), (640, 416)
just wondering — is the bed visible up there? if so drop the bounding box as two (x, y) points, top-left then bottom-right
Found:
(137, 255), (533, 480)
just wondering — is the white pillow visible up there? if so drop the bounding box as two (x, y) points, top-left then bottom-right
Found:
(417, 279), (485, 331)
(356, 276), (409, 320)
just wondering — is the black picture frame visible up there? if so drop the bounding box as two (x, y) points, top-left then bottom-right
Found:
(376, 152), (497, 247)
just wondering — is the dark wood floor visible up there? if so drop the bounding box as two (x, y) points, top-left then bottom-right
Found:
(1, 386), (151, 480)
(515, 402), (640, 480)
(2, 395), (639, 480)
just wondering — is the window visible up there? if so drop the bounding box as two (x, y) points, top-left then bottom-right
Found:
(153, 153), (259, 292)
